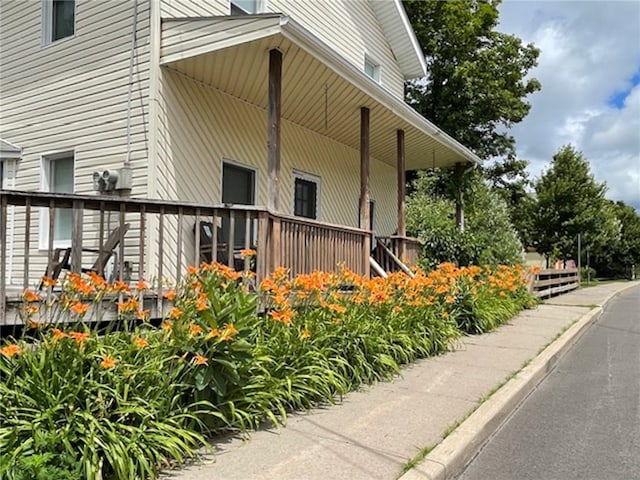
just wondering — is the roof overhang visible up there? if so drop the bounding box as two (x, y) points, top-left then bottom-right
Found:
(0, 139), (22, 160)
(368, 0), (427, 80)
(160, 15), (481, 170)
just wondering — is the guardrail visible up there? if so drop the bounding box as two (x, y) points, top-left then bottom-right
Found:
(531, 268), (579, 298)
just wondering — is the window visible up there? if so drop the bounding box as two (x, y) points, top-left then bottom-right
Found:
(230, 0), (265, 14)
(364, 56), (381, 83)
(43, 0), (75, 45)
(293, 171), (320, 220)
(42, 152), (74, 246)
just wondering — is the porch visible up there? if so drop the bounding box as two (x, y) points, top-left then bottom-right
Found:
(0, 190), (421, 326)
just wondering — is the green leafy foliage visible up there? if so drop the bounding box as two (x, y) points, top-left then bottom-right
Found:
(403, 0), (540, 168)
(1, 262), (535, 479)
(407, 171), (523, 268)
(533, 145), (619, 264)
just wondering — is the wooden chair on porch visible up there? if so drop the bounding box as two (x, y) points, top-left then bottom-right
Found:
(195, 220), (251, 271)
(42, 223), (131, 285)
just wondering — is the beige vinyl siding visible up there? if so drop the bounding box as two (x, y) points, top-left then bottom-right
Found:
(0, 0), (152, 286)
(161, 0), (228, 17)
(269, 0), (405, 98)
(156, 69), (397, 265)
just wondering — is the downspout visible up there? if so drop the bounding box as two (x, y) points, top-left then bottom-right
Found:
(124, 0), (139, 168)
(7, 161), (16, 284)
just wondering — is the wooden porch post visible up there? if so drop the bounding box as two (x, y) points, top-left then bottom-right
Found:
(359, 107), (371, 277)
(454, 162), (465, 232)
(267, 48), (282, 212)
(268, 48), (283, 271)
(396, 129), (406, 261)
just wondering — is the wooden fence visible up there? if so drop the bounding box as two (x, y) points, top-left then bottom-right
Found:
(531, 268), (580, 298)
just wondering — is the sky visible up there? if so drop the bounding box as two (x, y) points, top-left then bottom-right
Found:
(497, 0), (640, 210)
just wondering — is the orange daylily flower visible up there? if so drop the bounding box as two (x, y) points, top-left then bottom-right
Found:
(23, 305), (39, 317)
(23, 289), (41, 303)
(161, 320), (173, 331)
(269, 308), (294, 325)
(136, 280), (150, 290)
(1, 343), (21, 358)
(220, 323), (239, 341)
(169, 307), (182, 319)
(40, 276), (57, 288)
(117, 298), (140, 314)
(51, 328), (67, 341)
(100, 354), (117, 369)
(132, 336), (149, 348)
(136, 309), (150, 320)
(187, 265), (198, 275)
(164, 289), (176, 301)
(300, 329), (311, 339)
(70, 302), (90, 316)
(189, 323), (204, 336)
(196, 292), (208, 311)
(192, 353), (208, 366)
(207, 328), (221, 339)
(69, 331), (90, 344)
(240, 248), (256, 258)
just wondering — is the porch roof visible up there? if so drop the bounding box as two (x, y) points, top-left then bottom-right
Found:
(160, 15), (482, 170)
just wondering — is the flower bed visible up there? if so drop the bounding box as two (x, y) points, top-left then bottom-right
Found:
(0, 262), (535, 479)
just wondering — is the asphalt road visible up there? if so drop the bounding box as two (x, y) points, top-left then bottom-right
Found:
(458, 285), (640, 480)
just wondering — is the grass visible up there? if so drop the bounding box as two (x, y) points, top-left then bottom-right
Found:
(398, 444), (437, 478)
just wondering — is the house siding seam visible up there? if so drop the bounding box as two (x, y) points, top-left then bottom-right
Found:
(0, 0), (152, 286)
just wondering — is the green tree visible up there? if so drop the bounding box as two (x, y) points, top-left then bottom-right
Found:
(403, 0), (541, 236)
(533, 145), (618, 264)
(591, 201), (640, 278)
(407, 171), (523, 268)
(403, 0), (541, 163)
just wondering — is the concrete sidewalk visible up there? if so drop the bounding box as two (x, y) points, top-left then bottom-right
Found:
(162, 282), (639, 480)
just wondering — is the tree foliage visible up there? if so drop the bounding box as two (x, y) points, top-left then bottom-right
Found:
(591, 201), (640, 278)
(403, 0), (541, 162)
(407, 171), (523, 268)
(533, 145), (618, 263)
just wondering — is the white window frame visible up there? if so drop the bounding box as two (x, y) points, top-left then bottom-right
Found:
(42, 0), (76, 46)
(292, 169), (321, 220)
(39, 150), (75, 250)
(220, 158), (259, 205)
(364, 54), (381, 83)
(229, 0), (267, 15)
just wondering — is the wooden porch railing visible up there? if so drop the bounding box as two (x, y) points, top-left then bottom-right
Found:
(278, 214), (369, 277)
(0, 190), (370, 325)
(372, 235), (421, 275)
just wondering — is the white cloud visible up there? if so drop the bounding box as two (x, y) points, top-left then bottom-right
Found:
(498, 0), (640, 209)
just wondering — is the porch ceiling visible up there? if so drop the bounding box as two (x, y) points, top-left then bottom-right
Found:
(160, 15), (481, 170)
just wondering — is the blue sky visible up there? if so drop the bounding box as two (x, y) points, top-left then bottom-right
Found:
(498, 0), (640, 210)
(609, 67), (640, 109)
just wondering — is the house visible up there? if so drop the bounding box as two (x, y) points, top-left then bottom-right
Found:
(0, 0), (480, 323)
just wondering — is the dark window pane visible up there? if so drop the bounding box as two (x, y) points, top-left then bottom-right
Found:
(294, 178), (316, 219)
(52, 0), (75, 42)
(221, 163), (255, 248)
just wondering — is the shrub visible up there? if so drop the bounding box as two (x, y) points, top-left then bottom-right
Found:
(1, 262), (535, 479)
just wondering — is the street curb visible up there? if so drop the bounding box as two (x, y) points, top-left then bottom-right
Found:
(399, 282), (639, 480)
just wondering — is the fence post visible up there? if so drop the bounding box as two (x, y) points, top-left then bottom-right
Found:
(71, 200), (84, 273)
